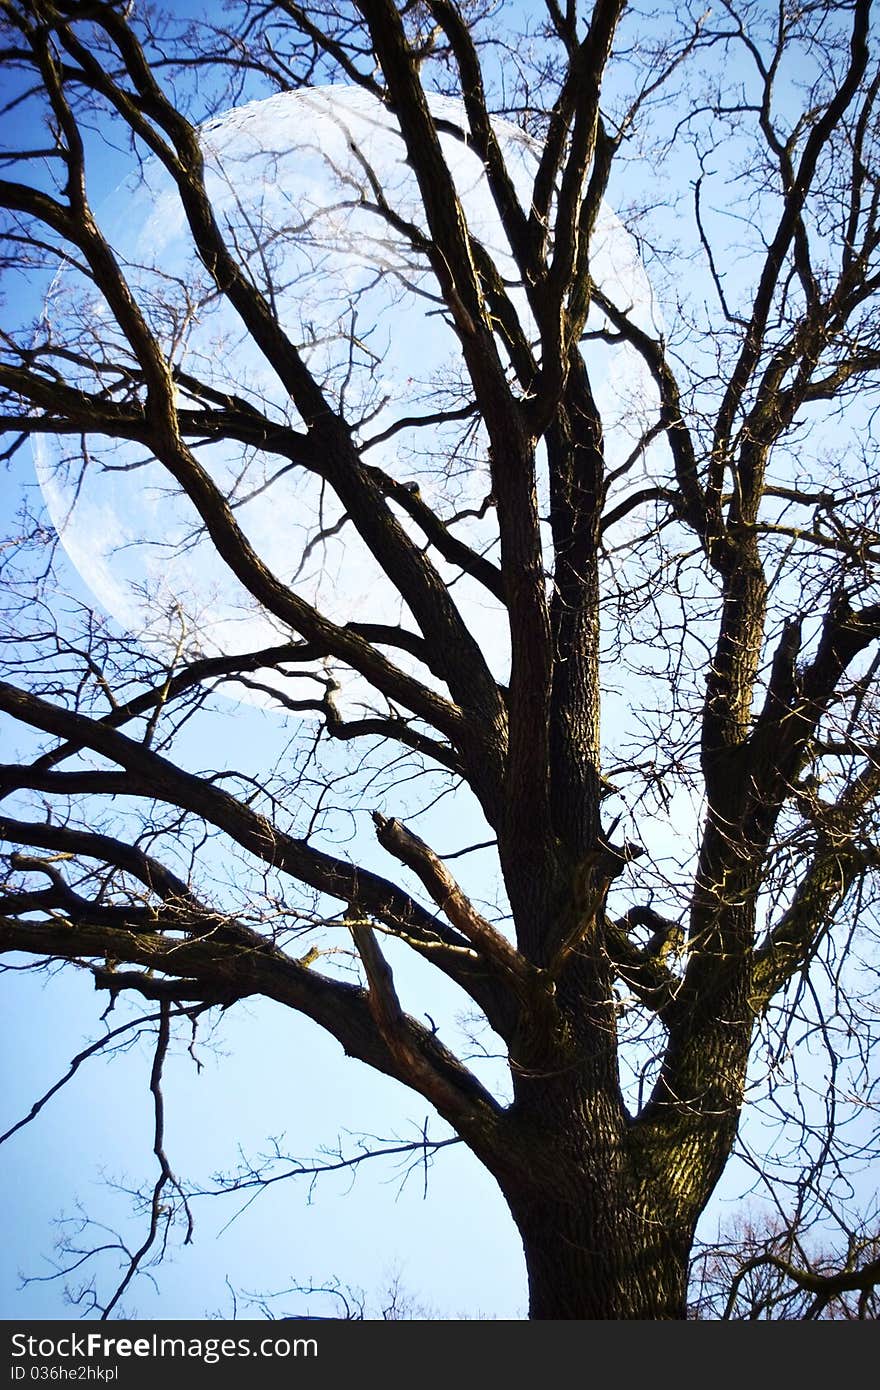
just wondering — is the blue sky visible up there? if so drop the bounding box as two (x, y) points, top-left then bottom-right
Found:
(0, 947), (527, 1319)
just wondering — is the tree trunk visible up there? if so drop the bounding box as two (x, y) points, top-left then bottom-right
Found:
(504, 1176), (692, 1319)
(484, 1046), (728, 1320)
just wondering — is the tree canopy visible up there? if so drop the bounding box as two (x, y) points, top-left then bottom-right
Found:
(2, 0), (880, 1319)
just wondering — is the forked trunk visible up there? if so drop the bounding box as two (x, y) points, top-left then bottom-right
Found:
(483, 1030), (746, 1320)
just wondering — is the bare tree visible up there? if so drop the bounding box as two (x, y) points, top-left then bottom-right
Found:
(689, 1214), (880, 1320)
(2, 0), (880, 1319)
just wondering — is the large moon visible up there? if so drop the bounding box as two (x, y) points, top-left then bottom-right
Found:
(34, 86), (657, 709)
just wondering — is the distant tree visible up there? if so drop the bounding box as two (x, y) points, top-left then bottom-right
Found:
(2, 0), (880, 1319)
(689, 1214), (880, 1320)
